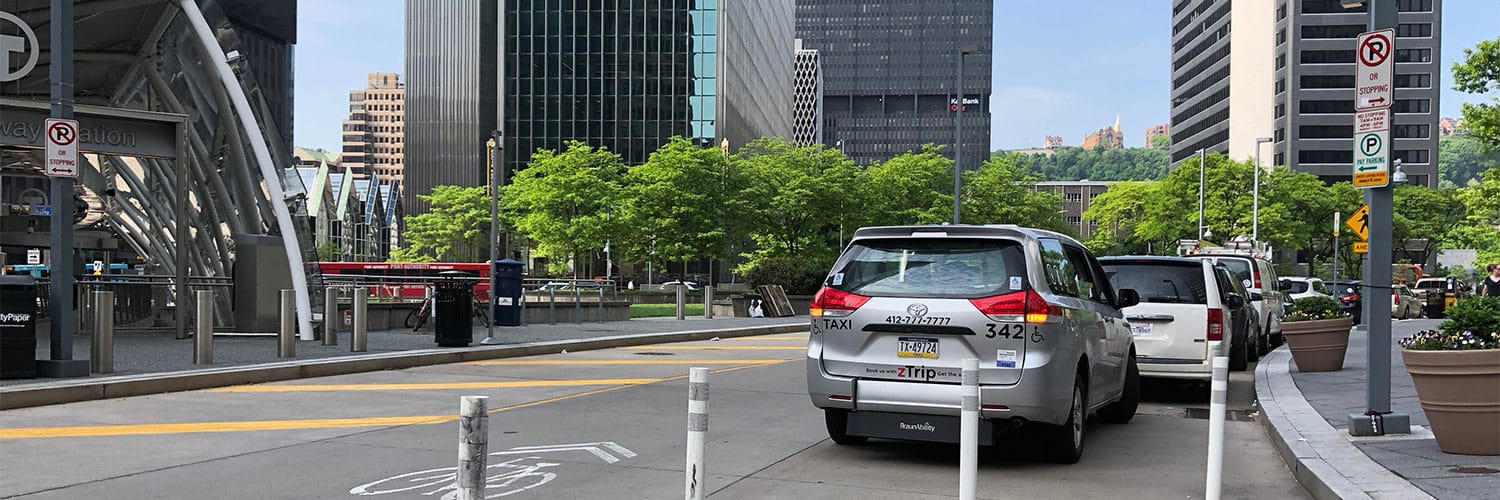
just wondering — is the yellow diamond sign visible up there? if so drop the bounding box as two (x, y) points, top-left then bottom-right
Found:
(1345, 205), (1370, 241)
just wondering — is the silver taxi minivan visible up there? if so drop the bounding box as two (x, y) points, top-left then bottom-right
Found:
(807, 225), (1141, 463)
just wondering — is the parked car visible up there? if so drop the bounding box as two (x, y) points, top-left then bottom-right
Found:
(1280, 276), (1332, 301)
(1392, 284), (1424, 319)
(1188, 254), (1284, 347)
(808, 225), (1141, 464)
(1328, 279), (1363, 324)
(1101, 257), (1258, 373)
(1414, 276), (1470, 318)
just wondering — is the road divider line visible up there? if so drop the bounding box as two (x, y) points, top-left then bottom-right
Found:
(719, 336), (808, 341)
(463, 359), (792, 366)
(205, 378), (665, 393)
(622, 346), (806, 350)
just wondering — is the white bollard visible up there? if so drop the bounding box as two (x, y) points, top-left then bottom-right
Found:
(351, 287), (368, 352)
(1206, 356), (1229, 500)
(676, 285), (686, 321)
(685, 367), (709, 500)
(195, 290), (213, 364)
(278, 289), (296, 357)
(703, 286), (714, 319)
(323, 288), (339, 346)
(458, 395), (489, 500)
(959, 358), (979, 500)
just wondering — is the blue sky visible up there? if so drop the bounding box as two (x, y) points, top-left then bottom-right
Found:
(292, 0), (1499, 152)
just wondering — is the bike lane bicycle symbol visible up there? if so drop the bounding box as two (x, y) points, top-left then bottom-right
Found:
(349, 442), (636, 499)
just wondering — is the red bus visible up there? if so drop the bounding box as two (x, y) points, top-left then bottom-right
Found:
(316, 262), (492, 300)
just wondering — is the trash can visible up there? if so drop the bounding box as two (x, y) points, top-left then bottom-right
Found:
(433, 270), (475, 347)
(492, 259), (524, 327)
(0, 275), (38, 379)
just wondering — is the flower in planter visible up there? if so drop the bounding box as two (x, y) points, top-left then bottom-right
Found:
(1400, 297), (1500, 351)
(1284, 296), (1348, 322)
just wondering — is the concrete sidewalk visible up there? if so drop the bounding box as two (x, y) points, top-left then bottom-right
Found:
(1, 315), (808, 408)
(1257, 319), (1500, 499)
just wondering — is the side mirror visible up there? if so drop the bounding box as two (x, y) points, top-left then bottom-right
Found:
(1278, 279), (1292, 291)
(1249, 291), (1264, 302)
(1224, 293), (1245, 309)
(1116, 288), (1140, 309)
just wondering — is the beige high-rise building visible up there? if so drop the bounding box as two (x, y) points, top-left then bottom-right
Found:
(341, 73), (405, 182)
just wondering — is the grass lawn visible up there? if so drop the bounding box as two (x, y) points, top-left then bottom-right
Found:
(629, 303), (706, 318)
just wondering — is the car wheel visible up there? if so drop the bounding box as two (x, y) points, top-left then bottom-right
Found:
(1098, 353), (1139, 424)
(1045, 373), (1088, 464)
(824, 409), (867, 445)
(1246, 325), (1262, 363)
(1229, 335), (1249, 372)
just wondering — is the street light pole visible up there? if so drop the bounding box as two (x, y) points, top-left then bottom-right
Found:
(483, 130), (502, 345)
(1253, 136), (1273, 245)
(953, 48), (982, 225)
(1197, 148), (1206, 241)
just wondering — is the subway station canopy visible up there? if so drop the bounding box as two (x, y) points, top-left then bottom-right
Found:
(1, 0), (313, 335)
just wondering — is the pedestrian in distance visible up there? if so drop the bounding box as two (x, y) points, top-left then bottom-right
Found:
(1481, 263), (1500, 297)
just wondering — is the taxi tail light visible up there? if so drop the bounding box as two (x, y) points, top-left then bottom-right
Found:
(811, 287), (868, 318)
(970, 290), (1061, 323)
(1207, 308), (1225, 341)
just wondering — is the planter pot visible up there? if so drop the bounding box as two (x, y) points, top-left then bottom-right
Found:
(1281, 317), (1352, 372)
(1402, 348), (1500, 455)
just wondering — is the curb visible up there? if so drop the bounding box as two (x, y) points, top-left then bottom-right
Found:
(1254, 345), (1434, 500)
(0, 323), (807, 410)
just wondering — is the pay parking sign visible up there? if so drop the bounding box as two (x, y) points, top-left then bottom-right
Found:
(1353, 129), (1389, 188)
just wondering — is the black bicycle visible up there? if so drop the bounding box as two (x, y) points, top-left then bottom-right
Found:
(405, 292), (492, 331)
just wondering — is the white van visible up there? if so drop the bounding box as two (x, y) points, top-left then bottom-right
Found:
(1099, 257), (1250, 378)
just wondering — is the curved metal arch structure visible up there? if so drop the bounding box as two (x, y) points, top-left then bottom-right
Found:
(0, 0), (314, 338)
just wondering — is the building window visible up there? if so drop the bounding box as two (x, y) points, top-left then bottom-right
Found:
(1303, 0), (1364, 13)
(1275, 102), (1286, 118)
(1396, 24), (1432, 38)
(1067, 216), (1082, 227)
(1299, 125), (1353, 139)
(1393, 124), (1430, 138)
(1394, 74), (1432, 88)
(1394, 149), (1430, 164)
(1392, 99), (1431, 113)
(1301, 25), (1364, 39)
(1396, 49), (1432, 63)
(1299, 100), (1354, 114)
(1398, 0), (1433, 12)
(1300, 74), (1355, 89)
(1301, 50), (1355, 64)
(1064, 192), (1082, 202)
(1276, 78), (1287, 93)
(1299, 150), (1353, 164)
(1277, 29), (1286, 45)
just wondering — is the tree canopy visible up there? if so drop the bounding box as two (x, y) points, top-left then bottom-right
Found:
(1452, 37), (1500, 151)
(1008, 146), (1171, 181)
(390, 185), (488, 262)
(501, 141), (624, 275)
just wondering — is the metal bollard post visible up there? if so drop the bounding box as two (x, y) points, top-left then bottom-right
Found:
(676, 285), (686, 320)
(458, 395), (489, 500)
(548, 287), (556, 325)
(195, 290), (213, 364)
(90, 291), (114, 374)
(685, 367), (709, 500)
(598, 287), (605, 323)
(323, 288), (339, 346)
(703, 286), (714, 319)
(1206, 356), (1228, 500)
(278, 289), (296, 358)
(574, 286), (582, 324)
(352, 287), (368, 352)
(959, 358), (978, 500)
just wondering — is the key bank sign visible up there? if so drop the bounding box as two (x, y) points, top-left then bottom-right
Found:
(2, 10), (40, 82)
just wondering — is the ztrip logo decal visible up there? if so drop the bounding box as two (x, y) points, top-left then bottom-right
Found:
(1, 11), (41, 82)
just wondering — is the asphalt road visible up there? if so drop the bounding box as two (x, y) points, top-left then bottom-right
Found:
(0, 332), (1308, 499)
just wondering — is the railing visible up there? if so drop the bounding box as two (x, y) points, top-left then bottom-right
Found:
(32, 275), (234, 330)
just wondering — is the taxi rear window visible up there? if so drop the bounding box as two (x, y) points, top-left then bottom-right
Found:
(827, 238), (1025, 298)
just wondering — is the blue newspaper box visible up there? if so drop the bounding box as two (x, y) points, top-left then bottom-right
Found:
(492, 259), (524, 326)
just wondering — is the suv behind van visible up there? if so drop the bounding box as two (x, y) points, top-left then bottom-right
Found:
(807, 225), (1141, 464)
(1188, 254), (1283, 348)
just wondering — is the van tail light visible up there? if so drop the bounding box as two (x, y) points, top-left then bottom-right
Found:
(970, 290), (1062, 324)
(811, 287), (868, 318)
(1206, 308), (1225, 341)
(1252, 271), (1262, 289)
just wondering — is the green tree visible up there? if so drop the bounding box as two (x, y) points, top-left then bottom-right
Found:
(1453, 37), (1500, 151)
(1081, 180), (1161, 255)
(503, 142), (623, 276)
(1392, 185), (1466, 265)
(961, 153), (1067, 232)
(859, 145), (955, 226)
(1012, 146), (1171, 181)
(1438, 135), (1500, 187)
(1260, 172), (1360, 277)
(1150, 133), (1171, 150)
(1443, 165), (1500, 267)
(391, 185), (488, 262)
(619, 136), (742, 274)
(732, 137), (860, 267)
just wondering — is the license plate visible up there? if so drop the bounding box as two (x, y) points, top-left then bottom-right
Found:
(897, 337), (939, 359)
(1129, 322), (1153, 336)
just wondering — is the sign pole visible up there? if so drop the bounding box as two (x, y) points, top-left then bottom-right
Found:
(1350, 0), (1409, 437)
(39, 0), (87, 377)
(1333, 211), (1339, 281)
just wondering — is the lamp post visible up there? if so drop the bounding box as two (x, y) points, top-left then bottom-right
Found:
(483, 130), (503, 345)
(1253, 136), (1273, 245)
(1197, 148), (1206, 241)
(953, 47), (983, 225)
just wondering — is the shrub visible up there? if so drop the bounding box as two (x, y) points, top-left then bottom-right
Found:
(1285, 296), (1346, 322)
(1400, 297), (1500, 351)
(739, 256), (827, 295)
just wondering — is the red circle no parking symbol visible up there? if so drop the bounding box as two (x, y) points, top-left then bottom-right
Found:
(48, 121), (77, 147)
(1359, 34), (1391, 67)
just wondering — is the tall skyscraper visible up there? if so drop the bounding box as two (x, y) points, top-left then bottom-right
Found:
(796, 0), (992, 170)
(793, 39), (824, 147)
(404, 0), (794, 214)
(1273, 0), (1441, 187)
(341, 73), (406, 183)
(1168, 0), (1277, 166)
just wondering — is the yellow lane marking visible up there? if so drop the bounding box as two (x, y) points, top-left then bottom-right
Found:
(464, 359), (791, 366)
(205, 378), (663, 393)
(0, 359), (801, 440)
(623, 345), (805, 350)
